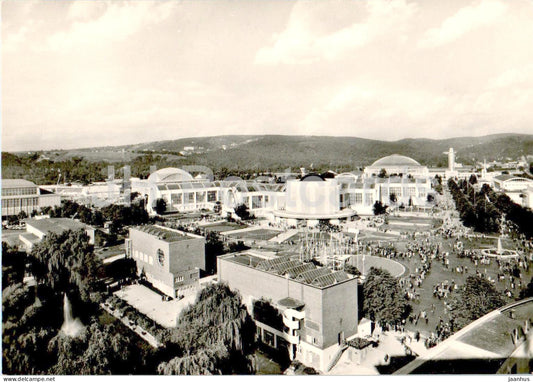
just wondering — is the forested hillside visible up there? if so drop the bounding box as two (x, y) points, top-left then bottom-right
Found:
(3, 134), (532, 184)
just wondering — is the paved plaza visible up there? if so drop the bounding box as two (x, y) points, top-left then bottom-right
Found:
(114, 284), (196, 328)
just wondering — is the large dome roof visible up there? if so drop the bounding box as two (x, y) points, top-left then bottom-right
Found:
(370, 154), (421, 167)
(148, 167), (193, 183)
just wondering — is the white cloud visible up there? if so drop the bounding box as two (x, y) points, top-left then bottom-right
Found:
(3, 24), (30, 53)
(419, 0), (507, 48)
(487, 65), (533, 89)
(3, 1), (533, 151)
(67, 1), (107, 21)
(255, 0), (417, 65)
(46, 1), (177, 51)
(301, 76), (533, 140)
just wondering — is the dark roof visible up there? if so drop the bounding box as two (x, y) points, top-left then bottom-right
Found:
(320, 171), (336, 179)
(134, 225), (196, 243)
(300, 173), (325, 182)
(225, 252), (353, 289)
(278, 297), (305, 310)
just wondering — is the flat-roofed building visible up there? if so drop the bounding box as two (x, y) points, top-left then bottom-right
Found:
(20, 217), (95, 251)
(493, 174), (533, 192)
(2, 179), (61, 217)
(217, 251), (359, 372)
(126, 225), (206, 297)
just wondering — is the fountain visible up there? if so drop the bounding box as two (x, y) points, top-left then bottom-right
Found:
(61, 293), (84, 337)
(480, 236), (519, 259)
(479, 217), (519, 259)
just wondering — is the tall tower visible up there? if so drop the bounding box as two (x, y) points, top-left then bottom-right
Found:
(107, 166), (115, 200)
(448, 148), (455, 172)
(122, 165), (131, 206)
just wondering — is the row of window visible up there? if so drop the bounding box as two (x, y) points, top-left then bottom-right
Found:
(132, 250), (155, 266)
(1, 187), (38, 197)
(174, 273), (195, 283)
(2, 197), (39, 208)
(166, 190), (218, 205)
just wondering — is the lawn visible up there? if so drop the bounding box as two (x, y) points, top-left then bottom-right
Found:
(203, 222), (248, 233)
(387, 237), (532, 336)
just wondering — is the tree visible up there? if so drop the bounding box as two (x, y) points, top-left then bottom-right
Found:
(155, 198), (167, 215)
(213, 201), (222, 214)
(30, 229), (101, 302)
(253, 298), (284, 331)
(204, 232), (225, 274)
(228, 241), (250, 253)
(234, 204), (252, 220)
(519, 277), (533, 299)
(448, 276), (504, 331)
(2, 242), (26, 287)
(48, 322), (139, 375)
(468, 174), (478, 185)
(159, 283), (256, 375)
(17, 210), (28, 221)
(344, 264), (361, 277)
(362, 268), (411, 328)
(373, 201), (388, 216)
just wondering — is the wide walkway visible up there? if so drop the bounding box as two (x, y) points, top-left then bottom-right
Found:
(269, 228), (300, 243)
(115, 284), (196, 328)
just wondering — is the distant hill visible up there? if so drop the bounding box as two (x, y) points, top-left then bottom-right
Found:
(4, 134), (533, 183)
(125, 133), (533, 171)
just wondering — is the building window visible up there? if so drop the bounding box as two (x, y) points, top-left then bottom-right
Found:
(264, 331), (275, 347)
(157, 249), (165, 266)
(252, 195), (262, 209)
(196, 191), (206, 202)
(390, 187), (402, 196)
(171, 193), (182, 205)
(207, 191), (217, 202)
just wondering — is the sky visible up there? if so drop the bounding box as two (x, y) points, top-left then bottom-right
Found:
(2, 0), (533, 151)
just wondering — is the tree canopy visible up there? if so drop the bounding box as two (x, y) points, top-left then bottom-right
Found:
(373, 201), (388, 215)
(158, 283), (256, 375)
(448, 276), (505, 331)
(362, 267), (411, 328)
(30, 229), (102, 302)
(234, 204), (252, 220)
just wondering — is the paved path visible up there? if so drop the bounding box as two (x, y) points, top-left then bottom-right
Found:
(269, 228), (299, 243)
(100, 303), (162, 348)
